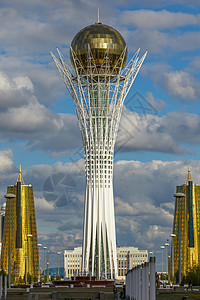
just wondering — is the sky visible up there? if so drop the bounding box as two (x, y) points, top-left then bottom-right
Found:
(0, 0), (200, 272)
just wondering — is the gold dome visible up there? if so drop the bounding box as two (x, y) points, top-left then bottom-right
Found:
(70, 23), (127, 73)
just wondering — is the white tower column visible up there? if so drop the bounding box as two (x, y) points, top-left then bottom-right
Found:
(51, 28), (147, 279)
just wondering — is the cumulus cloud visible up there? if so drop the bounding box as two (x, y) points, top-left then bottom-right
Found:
(117, 109), (200, 154)
(162, 71), (200, 99)
(0, 149), (15, 173)
(0, 71), (81, 153)
(1, 156), (199, 268)
(121, 10), (200, 29)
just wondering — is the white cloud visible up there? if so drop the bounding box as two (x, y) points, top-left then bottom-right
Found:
(162, 71), (200, 99)
(117, 109), (200, 154)
(1, 156), (199, 269)
(0, 149), (14, 173)
(121, 10), (200, 29)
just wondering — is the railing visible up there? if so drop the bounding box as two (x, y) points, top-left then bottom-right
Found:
(126, 256), (156, 300)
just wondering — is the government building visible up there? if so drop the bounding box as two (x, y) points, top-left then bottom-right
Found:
(173, 166), (200, 277)
(1, 166), (39, 280)
(64, 246), (148, 281)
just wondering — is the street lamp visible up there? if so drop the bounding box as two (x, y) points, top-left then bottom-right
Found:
(174, 192), (185, 285)
(57, 252), (61, 277)
(149, 251), (154, 257)
(27, 234), (33, 281)
(43, 247), (47, 278)
(170, 234), (176, 279)
(47, 251), (49, 281)
(165, 241), (170, 276)
(4, 193), (16, 289)
(160, 246), (165, 274)
(25, 255), (27, 284)
(37, 243), (42, 281)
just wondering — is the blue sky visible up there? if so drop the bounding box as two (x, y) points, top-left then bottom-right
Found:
(0, 0), (200, 271)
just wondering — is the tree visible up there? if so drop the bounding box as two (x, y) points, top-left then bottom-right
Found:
(181, 265), (200, 286)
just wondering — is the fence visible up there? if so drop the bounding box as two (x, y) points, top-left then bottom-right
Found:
(126, 256), (156, 300)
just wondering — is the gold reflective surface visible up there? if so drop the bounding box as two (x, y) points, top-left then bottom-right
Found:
(173, 170), (200, 277)
(71, 23), (127, 71)
(2, 175), (39, 279)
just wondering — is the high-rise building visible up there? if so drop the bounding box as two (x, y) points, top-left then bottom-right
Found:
(172, 165), (200, 277)
(64, 246), (148, 281)
(2, 166), (39, 279)
(51, 22), (146, 279)
(0, 202), (6, 257)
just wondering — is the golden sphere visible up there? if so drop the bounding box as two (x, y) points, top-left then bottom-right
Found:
(70, 23), (127, 73)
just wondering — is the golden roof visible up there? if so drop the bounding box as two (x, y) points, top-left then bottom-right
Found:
(70, 23), (127, 72)
(16, 165), (24, 184)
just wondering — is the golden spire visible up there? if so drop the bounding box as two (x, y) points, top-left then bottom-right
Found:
(186, 164), (192, 183)
(16, 165), (24, 184)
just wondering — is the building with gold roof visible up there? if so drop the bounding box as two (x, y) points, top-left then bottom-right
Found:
(1, 166), (39, 280)
(172, 165), (200, 278)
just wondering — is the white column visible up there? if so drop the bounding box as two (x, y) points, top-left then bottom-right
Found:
(145, 262), (149, 300)
(0, 274), (2, 299)
(150, 257), (156, 300)
(138, 266), (142, 300)
(133, 267), (136, 300)
(131, 269), (134, 300)
(4, 275), (7, 299)
(141, 264), (145, 300)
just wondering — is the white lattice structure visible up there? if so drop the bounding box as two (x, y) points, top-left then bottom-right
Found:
(51, 44), (146, 279)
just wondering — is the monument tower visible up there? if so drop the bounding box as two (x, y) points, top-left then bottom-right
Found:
(51, 21), (147, 279)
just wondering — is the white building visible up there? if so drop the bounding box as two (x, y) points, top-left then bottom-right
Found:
(117, 247), (148, 281)
(64, 246), (148, 280)
(64, 247), (82, 279)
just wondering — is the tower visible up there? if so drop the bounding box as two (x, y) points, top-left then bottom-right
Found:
(2, 166), (39, 280)
(51, 22), (147, 279)
(172, 165), (200, 277)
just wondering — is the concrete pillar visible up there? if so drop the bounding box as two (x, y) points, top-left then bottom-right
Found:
(4, 275), (7, 299)
(126, 271), (129, 299)
(135, 267), (138, 300)
(133, 267), (136, 300)
(150, 257), (156, 300)
(0, 275), (2, 299)
(131, 269), (133, 300)
(138, 266), (141, 300)
(141, 264), (145, 300)
(145, 262), (149, 300)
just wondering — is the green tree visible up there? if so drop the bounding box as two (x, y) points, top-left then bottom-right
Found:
(182, 265), (200, 286)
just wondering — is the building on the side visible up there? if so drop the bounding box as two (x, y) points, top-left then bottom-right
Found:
(64, 247), (82, 279)
(1, 166), (39, 280)
(64, 246), (148, 280)
(51, 21), (146, 279)
(0, 202), (6, 256)
(117, 246), (148, 281)
(172, 165), (200, 277)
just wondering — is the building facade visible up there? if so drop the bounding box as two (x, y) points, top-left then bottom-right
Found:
(0, 203), (6, 257)
(117, 247), (148, 281)
(64, 247), (82, 279)
(172, 166), (200, 277)
(1, 166), (39, 279)
(51, 23), (146, 279)
(64, 246), (148, 281)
